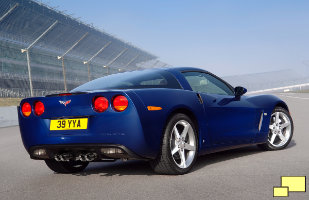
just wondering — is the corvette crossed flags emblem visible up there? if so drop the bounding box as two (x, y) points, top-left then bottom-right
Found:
(59, 100), (71, 107)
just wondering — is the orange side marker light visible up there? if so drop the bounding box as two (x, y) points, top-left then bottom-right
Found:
(147, 106), (162, 111)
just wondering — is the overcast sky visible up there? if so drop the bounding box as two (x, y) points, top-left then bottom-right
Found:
(40, 0), (309, 76)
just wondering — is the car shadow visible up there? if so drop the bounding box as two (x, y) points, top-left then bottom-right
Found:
(73, 160), (156, 176)
(192, 139), (296, 172)
(72, 140), (296, 176)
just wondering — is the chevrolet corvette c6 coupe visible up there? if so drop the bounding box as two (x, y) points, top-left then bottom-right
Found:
(18, 67), (294, 174)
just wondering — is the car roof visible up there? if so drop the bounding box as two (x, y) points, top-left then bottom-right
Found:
(160, 67), (207, 73)
(125, 67), (207, 74)
(167, 67), (207, 72)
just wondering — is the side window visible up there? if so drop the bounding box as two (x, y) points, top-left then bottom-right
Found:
(182, 72), (234, 95)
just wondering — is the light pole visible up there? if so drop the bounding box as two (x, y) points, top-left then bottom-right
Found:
(83, 41), (112, 81)
(57, 32), (88, 92)
(103, 48), (128, 75)
(103, 65), (109, 75)
(0, 3), (18, 22)
(123, 54), (139, 69)
(151, 60), (160, 68)
(21, 20), (58, 97)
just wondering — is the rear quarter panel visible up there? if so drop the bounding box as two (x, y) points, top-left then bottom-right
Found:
(129, 88), (206, 155)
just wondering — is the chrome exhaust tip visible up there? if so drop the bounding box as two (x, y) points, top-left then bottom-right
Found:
(85, 153), (97, 161)
(77, 153), (97, 162)
(54, 153), (73, 162)
(78, 154), (87, 162)
(54, 154), (61, 161)
(61, 153), (73, 161)
(55, 153), (97, 162)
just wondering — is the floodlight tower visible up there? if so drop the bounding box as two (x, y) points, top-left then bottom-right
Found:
(103, 48), (128, 75)
(0, 3), (18, 22)
(21, 21), (58, 97)
(83, 41), (112, 81)
(123, 54), (139, 68)
(57, 33), (88, 92)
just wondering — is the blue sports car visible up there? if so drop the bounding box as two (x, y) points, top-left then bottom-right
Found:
(18, 67), (294, 174)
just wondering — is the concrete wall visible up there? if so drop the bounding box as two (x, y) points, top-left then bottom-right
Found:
(0, 106), (18, 128)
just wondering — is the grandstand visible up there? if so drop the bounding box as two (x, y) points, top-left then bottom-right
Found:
(1, 0), (308, 98)
(0, 0), (167, 97)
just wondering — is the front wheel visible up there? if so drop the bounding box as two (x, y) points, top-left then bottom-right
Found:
(150, 113), (198, 175)
(45, 159), (89, 174)
(259, 107), (294, 150)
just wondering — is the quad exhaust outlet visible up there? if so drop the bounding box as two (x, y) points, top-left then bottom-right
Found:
(54, 153), (97, 162)
(78, 153), (97, 162)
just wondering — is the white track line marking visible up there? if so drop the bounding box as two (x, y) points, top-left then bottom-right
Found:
(247, 82), (309, 94)
(277, 94), (309, 100)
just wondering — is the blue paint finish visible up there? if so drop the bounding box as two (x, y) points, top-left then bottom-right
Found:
(199, 94), (260, 147)
(244, 94), (289, 143)
(18, 67), (291, 160)
(18, 91), (152, 158)
(132, 88), (206, 154)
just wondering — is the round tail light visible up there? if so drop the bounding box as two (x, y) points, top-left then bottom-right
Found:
(34, 101), (45, 116)
(112, 95), (128, 112)
(93, 96), (109, 112)
(21, 102), (31, 117)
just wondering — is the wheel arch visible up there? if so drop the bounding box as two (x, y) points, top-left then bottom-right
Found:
(275, 101), (289, 112)
(165, 107), (200, 145)
(150, 106), (201, 174)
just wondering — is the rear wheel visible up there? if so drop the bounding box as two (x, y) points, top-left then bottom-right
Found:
(150, 113), (198, 175)
(45, 159), (89, 174)
(259, 107), (293, 150)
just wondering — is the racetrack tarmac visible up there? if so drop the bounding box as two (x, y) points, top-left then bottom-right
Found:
(0, 93), (308, 200)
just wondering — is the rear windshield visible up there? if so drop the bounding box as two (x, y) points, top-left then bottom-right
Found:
(71, 70), (182, 92)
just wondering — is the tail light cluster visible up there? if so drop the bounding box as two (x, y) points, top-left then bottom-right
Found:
(112, 95), (128, 112)
(34, 101), (45, 116)
(93, 97), (109, 112)
(21, 101), (45, 117)
(21, 95), (128, 117)
(21, 102), (32, 117)
(93, 95), (128, 113)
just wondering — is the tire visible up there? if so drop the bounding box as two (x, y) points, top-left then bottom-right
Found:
(258, 107), (294, 150)
(45, 159), (89, 174)
(150, 113), (198, 175)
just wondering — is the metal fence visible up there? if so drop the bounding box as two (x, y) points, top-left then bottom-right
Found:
(0, 0), (168, 98)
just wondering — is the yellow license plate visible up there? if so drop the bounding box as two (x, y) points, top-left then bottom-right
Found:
(50, 118), (88, 130)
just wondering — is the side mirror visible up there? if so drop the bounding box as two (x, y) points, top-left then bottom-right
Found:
(234, 86), (247, 98)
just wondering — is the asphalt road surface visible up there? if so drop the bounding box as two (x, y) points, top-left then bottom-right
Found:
(0, 93), (308, 200)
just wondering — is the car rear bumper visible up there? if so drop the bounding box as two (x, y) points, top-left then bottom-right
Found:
(29, 144), (147, 161)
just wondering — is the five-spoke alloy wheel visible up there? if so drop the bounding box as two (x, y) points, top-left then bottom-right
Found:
(259, 107), (293, 150)
(170, 120), (196, 169)
(150, 113), (198, 174)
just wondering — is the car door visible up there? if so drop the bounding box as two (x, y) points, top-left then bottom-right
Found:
(182, 71), (261, 147)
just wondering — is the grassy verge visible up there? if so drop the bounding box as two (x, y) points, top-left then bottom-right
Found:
(288, 89), (309, 93)
(296, 89), (309, 93)
(0, 98), (23, 107)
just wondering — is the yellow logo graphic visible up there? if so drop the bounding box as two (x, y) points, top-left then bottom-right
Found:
(273, 176), (306, 197)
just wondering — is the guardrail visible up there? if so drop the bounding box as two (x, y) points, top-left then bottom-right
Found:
(247, 83), (309, 94)
(0, 88), (63, 98)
